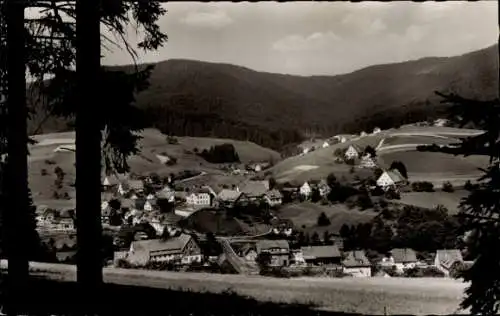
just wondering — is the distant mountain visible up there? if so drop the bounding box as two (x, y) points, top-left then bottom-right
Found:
(29, 44), (498, 151)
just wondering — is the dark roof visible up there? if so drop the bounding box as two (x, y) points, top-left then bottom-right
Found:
(217, 189), (242, 201)
(239, 181), (269, 197)
(301, 245), (341, 259)
(390, 248), (418, 263)
(265, 189), (282, 199)
(256, 240), (289, 253)
(130, 234), (193, 255)
(342, 250), (371, 267)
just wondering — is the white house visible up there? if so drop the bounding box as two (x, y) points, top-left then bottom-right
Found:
(360, 155), (377, 168)
(322, 141), (330, 148)
(342, 250), (372, 277)
(156, 154), (171, 165)
(302, 147), (310, 155)
(360, 131), (367, 137)
(344, 145), (360, 160)
(372, 127), (382, 134)
(299, 182), (312, 197)
(144, 200), (154, 212)
(186, 189), (211, 207)
(146, 193), (156, 200)
(376, 170), (405, 189)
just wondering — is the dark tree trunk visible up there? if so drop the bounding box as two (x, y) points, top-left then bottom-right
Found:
(75, 0), (103, 306)
(5, 1), (29, 314)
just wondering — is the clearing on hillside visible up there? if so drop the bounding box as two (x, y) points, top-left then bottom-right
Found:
(276, 202), (377, 235)
(395, 190), (469, 215)
(378, 150), (488, 176)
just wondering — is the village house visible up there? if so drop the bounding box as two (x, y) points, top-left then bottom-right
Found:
(301, 245), (342, 266)
(333, 135), (347, 144)
(360, 131), (367, 137)
(264, 189), (283, 207)
(238, 180), (269, 202)
(317, 179), (331, 197)
(322, 141), (330, 148)
(238, 244), (258, 262)
(381, 248), (419, 273)
(216, 189), (243, 208)
(342, 250), (372, 277)
(186, 188), (212, 207)
(127, 233), (202, 266)
(372, 127), (382, 134)
(344, 145), (361, 160)
(290, 249), (306, 266)
(157, 185), (175, 202)
(102, 174), (120, 189)
(256, 240), (290, 267)
(434, 249), (464, 276)
(118, 179), (144, 196)
(360, 155), (377, 168)
(299, 181), (312, 198)
(376, 169), (406, 190)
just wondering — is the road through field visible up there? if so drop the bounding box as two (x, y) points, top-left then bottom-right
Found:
(0, 260), (469, 315)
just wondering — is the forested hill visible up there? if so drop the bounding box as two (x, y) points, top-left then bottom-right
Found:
(28, 44), (498, 151)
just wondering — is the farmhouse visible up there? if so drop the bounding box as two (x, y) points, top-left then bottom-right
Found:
(238, 180), (270, 201)
(264, 189), (283, 207)
(127, 233), (202, 266)
(342, 250), (372, 277)
(118, 179), (144, 196)
(360, 131), (367, 137)
(186, 188), (212, 207)
(372, 127), (381, 134)
(256, 240), (290, 267)
(322, 141), (330, 148)
(360, 155), (377, 168)
(344, 145), (360, 160)
(317, 179), (331, 197)
(381, 248), (418, 272)
(217, 189), (243, 208)
(434, 249), (463, 276)
(299, 182), (312, 197)
(301, 245), (342, 266)
(376, 169), (405, 189)
(157, 186), (175, 202)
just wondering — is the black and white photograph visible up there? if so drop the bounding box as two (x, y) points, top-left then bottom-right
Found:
(0, 1), (498, 315)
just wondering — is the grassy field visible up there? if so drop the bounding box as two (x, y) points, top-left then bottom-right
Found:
(28, 129), (280, 206)
(269, 126), (484, 185)
(396, 190), (469, 215)
(11, 260), (468, 315)
(276, 202), (377, 235)
(378, 150), (488, 176)
(381, 135), (459, 147)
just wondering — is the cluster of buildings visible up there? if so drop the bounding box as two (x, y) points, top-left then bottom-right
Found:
(238, 241), (468, 278)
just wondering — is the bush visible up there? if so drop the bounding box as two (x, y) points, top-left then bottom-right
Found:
(442, 181), (454, 193)
(167, 136), (179, 145)
(317, 212), (331, 226)
(115, 258), (132, 269)
(356, 193), (373, 210)
(385, 187), (400, 200)
(41, 169), (48, 176)
(44, 159), (56, 165)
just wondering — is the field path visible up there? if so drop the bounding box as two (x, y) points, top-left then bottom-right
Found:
(0, 260), (469, 315)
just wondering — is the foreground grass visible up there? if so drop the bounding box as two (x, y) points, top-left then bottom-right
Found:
(2, 261), (468, 315)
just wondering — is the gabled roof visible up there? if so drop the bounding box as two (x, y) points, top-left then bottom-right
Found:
(386, 169), (405, 182)
(256, 240), (290, 253)
(128, 180), (144, 191)
(238, 181), (269, 197)
(131, 234), (193, 255)
(265, 189), (282, 199)
(301, 245), (341, 259)
(217, 189), (242, 201)
(436, 249), (463, 269)
(342, 250), (371, 267)
(390, 248), (418, 263)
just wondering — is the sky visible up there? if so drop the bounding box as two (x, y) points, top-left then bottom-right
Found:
(101, 1), (498, 76)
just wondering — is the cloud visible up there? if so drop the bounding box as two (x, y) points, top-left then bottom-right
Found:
(272, 31), (341, 52)
(180, 9), (233, 29)
(341, 13), (388, 36)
